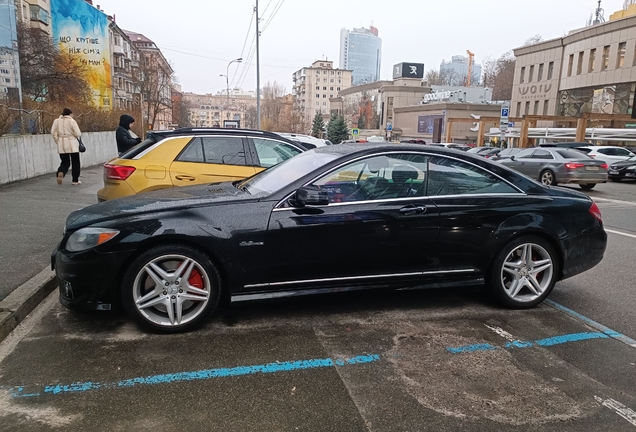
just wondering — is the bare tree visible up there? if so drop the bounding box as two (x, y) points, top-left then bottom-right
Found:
(483, 52), (516, 101)
(523, 34), (543, 47)
(424, 70), (443, 86)
(17, 23), (91, 103)
(260, 81), (286, 131)
(133, 52), (174, 131)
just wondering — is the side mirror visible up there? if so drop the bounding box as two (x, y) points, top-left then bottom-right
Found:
(292, 186), (329, 207)
(509, 155), (515, 161)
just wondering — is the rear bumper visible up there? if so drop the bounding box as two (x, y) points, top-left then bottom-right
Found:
(557, 171), (608, 184)
(97, 181), (137, 202)
(561, 227), (607, 280)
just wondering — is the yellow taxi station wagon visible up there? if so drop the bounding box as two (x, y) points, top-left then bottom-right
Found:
(97, 129), (307, 202)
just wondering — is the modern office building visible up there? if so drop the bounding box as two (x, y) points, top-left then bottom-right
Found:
(339, 26), (382, 86)
(511, 5), (636, 120)
(439, 55), (482, 86)
(292, 60), (353, 125)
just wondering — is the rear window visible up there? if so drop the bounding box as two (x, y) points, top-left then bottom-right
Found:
(556, 149), (590, 159)
(119, 135), (162, 159)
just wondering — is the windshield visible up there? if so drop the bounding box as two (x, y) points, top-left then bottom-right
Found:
(239, 151), (339, 196)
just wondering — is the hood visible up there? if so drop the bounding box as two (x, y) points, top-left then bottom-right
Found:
(119, 114), (135, 129)
(66, 182), (254, 230)
(610, 158), (636, 167)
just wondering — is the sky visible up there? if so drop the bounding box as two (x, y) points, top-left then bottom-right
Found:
(97, 0), (627, 95)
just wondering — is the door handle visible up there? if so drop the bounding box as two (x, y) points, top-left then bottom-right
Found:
(175, 175), (196, 181)
(400, 205), (427, 215)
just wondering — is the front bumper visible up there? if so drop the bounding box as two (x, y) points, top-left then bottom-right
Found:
(53, 245), (134, 311)
(608, 168), (636, 180)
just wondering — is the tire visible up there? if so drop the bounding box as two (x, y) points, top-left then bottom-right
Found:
(489, 235), (559, 309)
(579, 183), (596, 190)
(121, 244), (221, 333)
(539, 170), (557, 186)
(610, 177), (622, 182)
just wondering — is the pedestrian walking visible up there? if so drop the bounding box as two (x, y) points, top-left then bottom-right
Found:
(51, 107), (82, 185)
(116, 114), (142, 155)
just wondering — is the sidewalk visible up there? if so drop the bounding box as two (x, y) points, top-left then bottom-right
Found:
(0, 165), (104, 301)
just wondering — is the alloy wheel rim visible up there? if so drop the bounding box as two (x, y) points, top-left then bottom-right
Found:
(132, 254), (211, 326)
(500, 243), (553, 302)
(541, 172), (553, 185)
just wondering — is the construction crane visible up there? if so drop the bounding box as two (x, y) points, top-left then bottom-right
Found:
(466, 50), (475, 87)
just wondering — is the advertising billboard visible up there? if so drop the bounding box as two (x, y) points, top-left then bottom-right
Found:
(417, 115), (445, 134)
(51, 0), (112, 108)
(392, 63), (425, 80)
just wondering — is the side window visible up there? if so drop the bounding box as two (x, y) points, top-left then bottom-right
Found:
(515, 149), (535, 159)
(312, 154), (428, 203)
(177, 138), (205, 162)
(532, 150), (554, 159)
(201, 137), (246, 166)
(615, 148), (631, 157)
(253, 138), (302, 168)
(428, 156), (518, 196)
(598, 148), (615, 156)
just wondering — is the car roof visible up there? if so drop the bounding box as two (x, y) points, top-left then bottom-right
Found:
(147, 128), (294, 141)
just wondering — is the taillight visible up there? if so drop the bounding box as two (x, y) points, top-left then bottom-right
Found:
(589, 202), (602, 223)
(565, 163), (585, 169)
(600, 163), (608, 169)
(104, 164), (136, 180)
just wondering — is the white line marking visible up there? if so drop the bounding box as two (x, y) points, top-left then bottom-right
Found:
(594, 197), (636, 207)
(595, 396), (636, 427)
(606, 229), (636, 239)
(485, 325), (517, 342)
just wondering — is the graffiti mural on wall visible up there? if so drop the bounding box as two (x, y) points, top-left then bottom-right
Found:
(51, 0), (112, 108)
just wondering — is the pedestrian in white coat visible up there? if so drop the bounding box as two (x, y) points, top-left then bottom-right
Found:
(51, 108), (82, 185)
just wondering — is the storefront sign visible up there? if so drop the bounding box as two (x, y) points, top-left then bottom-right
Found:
(424, 91), (452, 102)
(517, 84), (553, 100)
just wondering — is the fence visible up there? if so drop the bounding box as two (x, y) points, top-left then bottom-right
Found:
(0, 131), (117, 185)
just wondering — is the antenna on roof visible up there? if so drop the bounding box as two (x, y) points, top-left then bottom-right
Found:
(593, 0), (605, 24)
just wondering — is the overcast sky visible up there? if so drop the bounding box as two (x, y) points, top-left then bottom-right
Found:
(98, 0), (625, 94)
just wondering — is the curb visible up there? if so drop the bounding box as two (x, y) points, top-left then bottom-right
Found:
(0, 267), (57, 342)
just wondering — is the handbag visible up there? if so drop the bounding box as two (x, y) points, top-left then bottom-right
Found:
(78, 136), (86, 153)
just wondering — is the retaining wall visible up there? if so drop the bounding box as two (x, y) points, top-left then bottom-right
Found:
(0, 132), (117, 185)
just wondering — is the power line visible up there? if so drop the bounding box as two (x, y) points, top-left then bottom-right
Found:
(261, 0), (285, 33)
(230, 8), (256, 89)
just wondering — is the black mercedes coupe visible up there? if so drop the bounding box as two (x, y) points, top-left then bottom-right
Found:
(52, 144), (607, 332)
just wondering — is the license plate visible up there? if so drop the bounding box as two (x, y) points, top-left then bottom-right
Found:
(585, 166), (599, 171)
(609, 170), (619, 175)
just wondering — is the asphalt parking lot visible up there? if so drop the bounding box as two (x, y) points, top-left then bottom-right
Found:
(1, 174), (636, 431)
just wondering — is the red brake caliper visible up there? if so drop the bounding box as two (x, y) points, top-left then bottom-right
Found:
(188, 268), (204, 289)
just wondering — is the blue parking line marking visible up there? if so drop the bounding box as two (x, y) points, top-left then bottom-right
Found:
(447, 331), (613, 354)
(5, 354), (380, 398)
(545, 300), (636, 349)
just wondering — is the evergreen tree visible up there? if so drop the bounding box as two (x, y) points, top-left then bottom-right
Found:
(311, 112), (325, 138)
(330, 116), (349, 144)
(327, 112), (338, 141)
(357, 115), (366, 129)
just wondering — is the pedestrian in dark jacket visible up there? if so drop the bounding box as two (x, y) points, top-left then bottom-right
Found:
(116, 114), (142, 154)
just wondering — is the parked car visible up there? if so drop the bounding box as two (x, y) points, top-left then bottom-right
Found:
(608, 156), (636, 182)
(575, 146), (636, 164)
(499, 147), (608, 189)
(491, 148), (523, 161)
(538, 142), (589, 149)
(427, 143), (467, 150)
(97, 128), (306, 201)
(53, 144), (607, 333)
(476, 147), (502, 159)
(275, 133), (330, 149)
(467, 146), (497, 155)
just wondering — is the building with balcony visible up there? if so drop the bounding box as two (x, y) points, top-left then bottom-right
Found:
(511, 9), (636, 121)
(182, 91), (257, 129)
(292, 60), (353, 125)
(15, 0), (51, 35)
(0, 0), (21, 102)
(109, 20), (140, 111)
(339, 26), (382, 86)
(124, 30), (173, 130)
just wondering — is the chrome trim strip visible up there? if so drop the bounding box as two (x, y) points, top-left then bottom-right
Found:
(273, 150), (526, 210)
(244, 268), (477, 289)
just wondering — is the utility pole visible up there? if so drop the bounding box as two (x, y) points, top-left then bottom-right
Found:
(255, 0), (261, 129)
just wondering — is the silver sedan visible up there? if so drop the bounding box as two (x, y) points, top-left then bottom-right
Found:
(499, 148), (608, 190)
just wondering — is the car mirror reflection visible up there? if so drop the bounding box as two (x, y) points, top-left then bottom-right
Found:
(292, 186), (329, 207)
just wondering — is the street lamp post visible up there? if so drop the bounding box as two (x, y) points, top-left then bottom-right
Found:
(221, 58), (242, 122)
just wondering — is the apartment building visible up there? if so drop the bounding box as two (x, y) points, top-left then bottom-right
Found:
(182, 91), (257, 129)
(0, 0), (21, 100)
(292, 60), (352, 125)
(109, 20), (140, 111)
(125, 30), (173, 130)
(14, 0), (51, 35)
(512, 9), (636, 119)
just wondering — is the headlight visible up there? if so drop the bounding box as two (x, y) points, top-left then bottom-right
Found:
(66, 228), (120, 252)
(626, 166), (636, 171)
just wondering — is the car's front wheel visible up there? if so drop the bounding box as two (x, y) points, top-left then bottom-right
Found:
(489, 236), (559, 309)
(539, 170), (557, 186)
(121, 245), (221, 333)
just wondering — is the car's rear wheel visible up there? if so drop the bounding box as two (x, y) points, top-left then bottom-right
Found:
(539, 170), (557, 186)
(489, 236), (559, 309)
(121, 245), (221, 333)
(580, 183), (596, 190)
